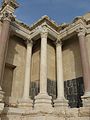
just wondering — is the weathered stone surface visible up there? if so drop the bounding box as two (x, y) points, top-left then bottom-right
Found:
(0, 1), (90, 120)
(64, 77), (84, 108)
(79, 107), (90, 117)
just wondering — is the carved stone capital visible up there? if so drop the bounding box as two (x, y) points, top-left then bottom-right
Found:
(76, 28), (86, 37)
(40, 26), (48, 39)
(1, 12), (15, 22)
(56, 40), (62, 47)
(26, 40), (33, 47)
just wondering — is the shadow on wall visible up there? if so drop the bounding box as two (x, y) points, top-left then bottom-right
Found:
(63, 35), (84, 108)
(1, 34), (26, 108)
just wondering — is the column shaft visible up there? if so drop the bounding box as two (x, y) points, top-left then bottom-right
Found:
(54, 40), (68, 108)
(0, 20), (10, 85)
(56, 42), (64, 99)
(78, 31), (90, 95)
(40, 33), (47, 94)
(23, 40), (33, 99)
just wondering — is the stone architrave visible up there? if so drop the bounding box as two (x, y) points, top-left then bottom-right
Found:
(35, 26), (52, 111)
(54, 40), (68, 108)
(77, 28), (90, 107)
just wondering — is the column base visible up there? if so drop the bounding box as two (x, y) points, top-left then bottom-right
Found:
(18, 98), (33, 110)
(81, 92), (90, 107)
(0, 90), (4, 112)
(0, 90), (4, 102)
(54, 98), (68, 108)
(35, 93), (52, 112)
(0, 102), (4, 113)
(8, 97), (18, 107)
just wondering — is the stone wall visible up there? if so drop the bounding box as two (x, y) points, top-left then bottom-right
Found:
(31, 40), (40, 83)
(64, 77), (84, 108)
(2, 36), (26, 105)
(62, 35), (83, 81)
(47, 39), (56, 81)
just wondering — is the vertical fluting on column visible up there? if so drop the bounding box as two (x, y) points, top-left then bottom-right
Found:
(54, 39), (68, 108)
(35, 26), (52, 111)
(18, 40), (33, 109)
(77, 28), (90, 106)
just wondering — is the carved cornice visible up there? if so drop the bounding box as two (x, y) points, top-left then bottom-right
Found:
(73, 16), (86, 24)
(2, 0), (19, 10)
(30, 15), (58, 31)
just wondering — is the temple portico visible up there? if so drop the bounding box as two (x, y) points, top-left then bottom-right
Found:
(0, 0), (90, 119)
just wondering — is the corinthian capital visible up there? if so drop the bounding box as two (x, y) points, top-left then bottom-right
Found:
(56, 40), (62, 47)
(1, 12), (15, 22)
(55, 35), (62, 46)
(76, 27), (86, 37)
(25, 39), (33, 47)
(39, 26), (48, 39)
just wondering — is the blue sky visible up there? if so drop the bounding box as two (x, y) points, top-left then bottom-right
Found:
(0, 0), (90, 26)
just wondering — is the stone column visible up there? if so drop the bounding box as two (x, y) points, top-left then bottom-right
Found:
(18, 40), (33, 109)
(54, 40), (68, 108)
(39, 29), (48, 94)
(0, 12), (13, 105)
(77, 28), (90, 107)
(35, 26), (52, 111)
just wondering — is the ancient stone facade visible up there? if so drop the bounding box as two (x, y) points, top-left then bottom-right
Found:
(0, 0), (90, 120)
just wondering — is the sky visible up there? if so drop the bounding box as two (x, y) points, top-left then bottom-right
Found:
(0, 0), (90, 26)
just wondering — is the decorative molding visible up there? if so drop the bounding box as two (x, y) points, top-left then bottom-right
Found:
(2, 0), (19, 10)
(73, 16), (86, 24)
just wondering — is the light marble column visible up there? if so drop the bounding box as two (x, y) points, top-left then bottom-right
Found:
(35, 26), (52, 111)
(77, 28), (90, 107)
(18, 40), (33, 109)
(54, 40), (68, 108)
